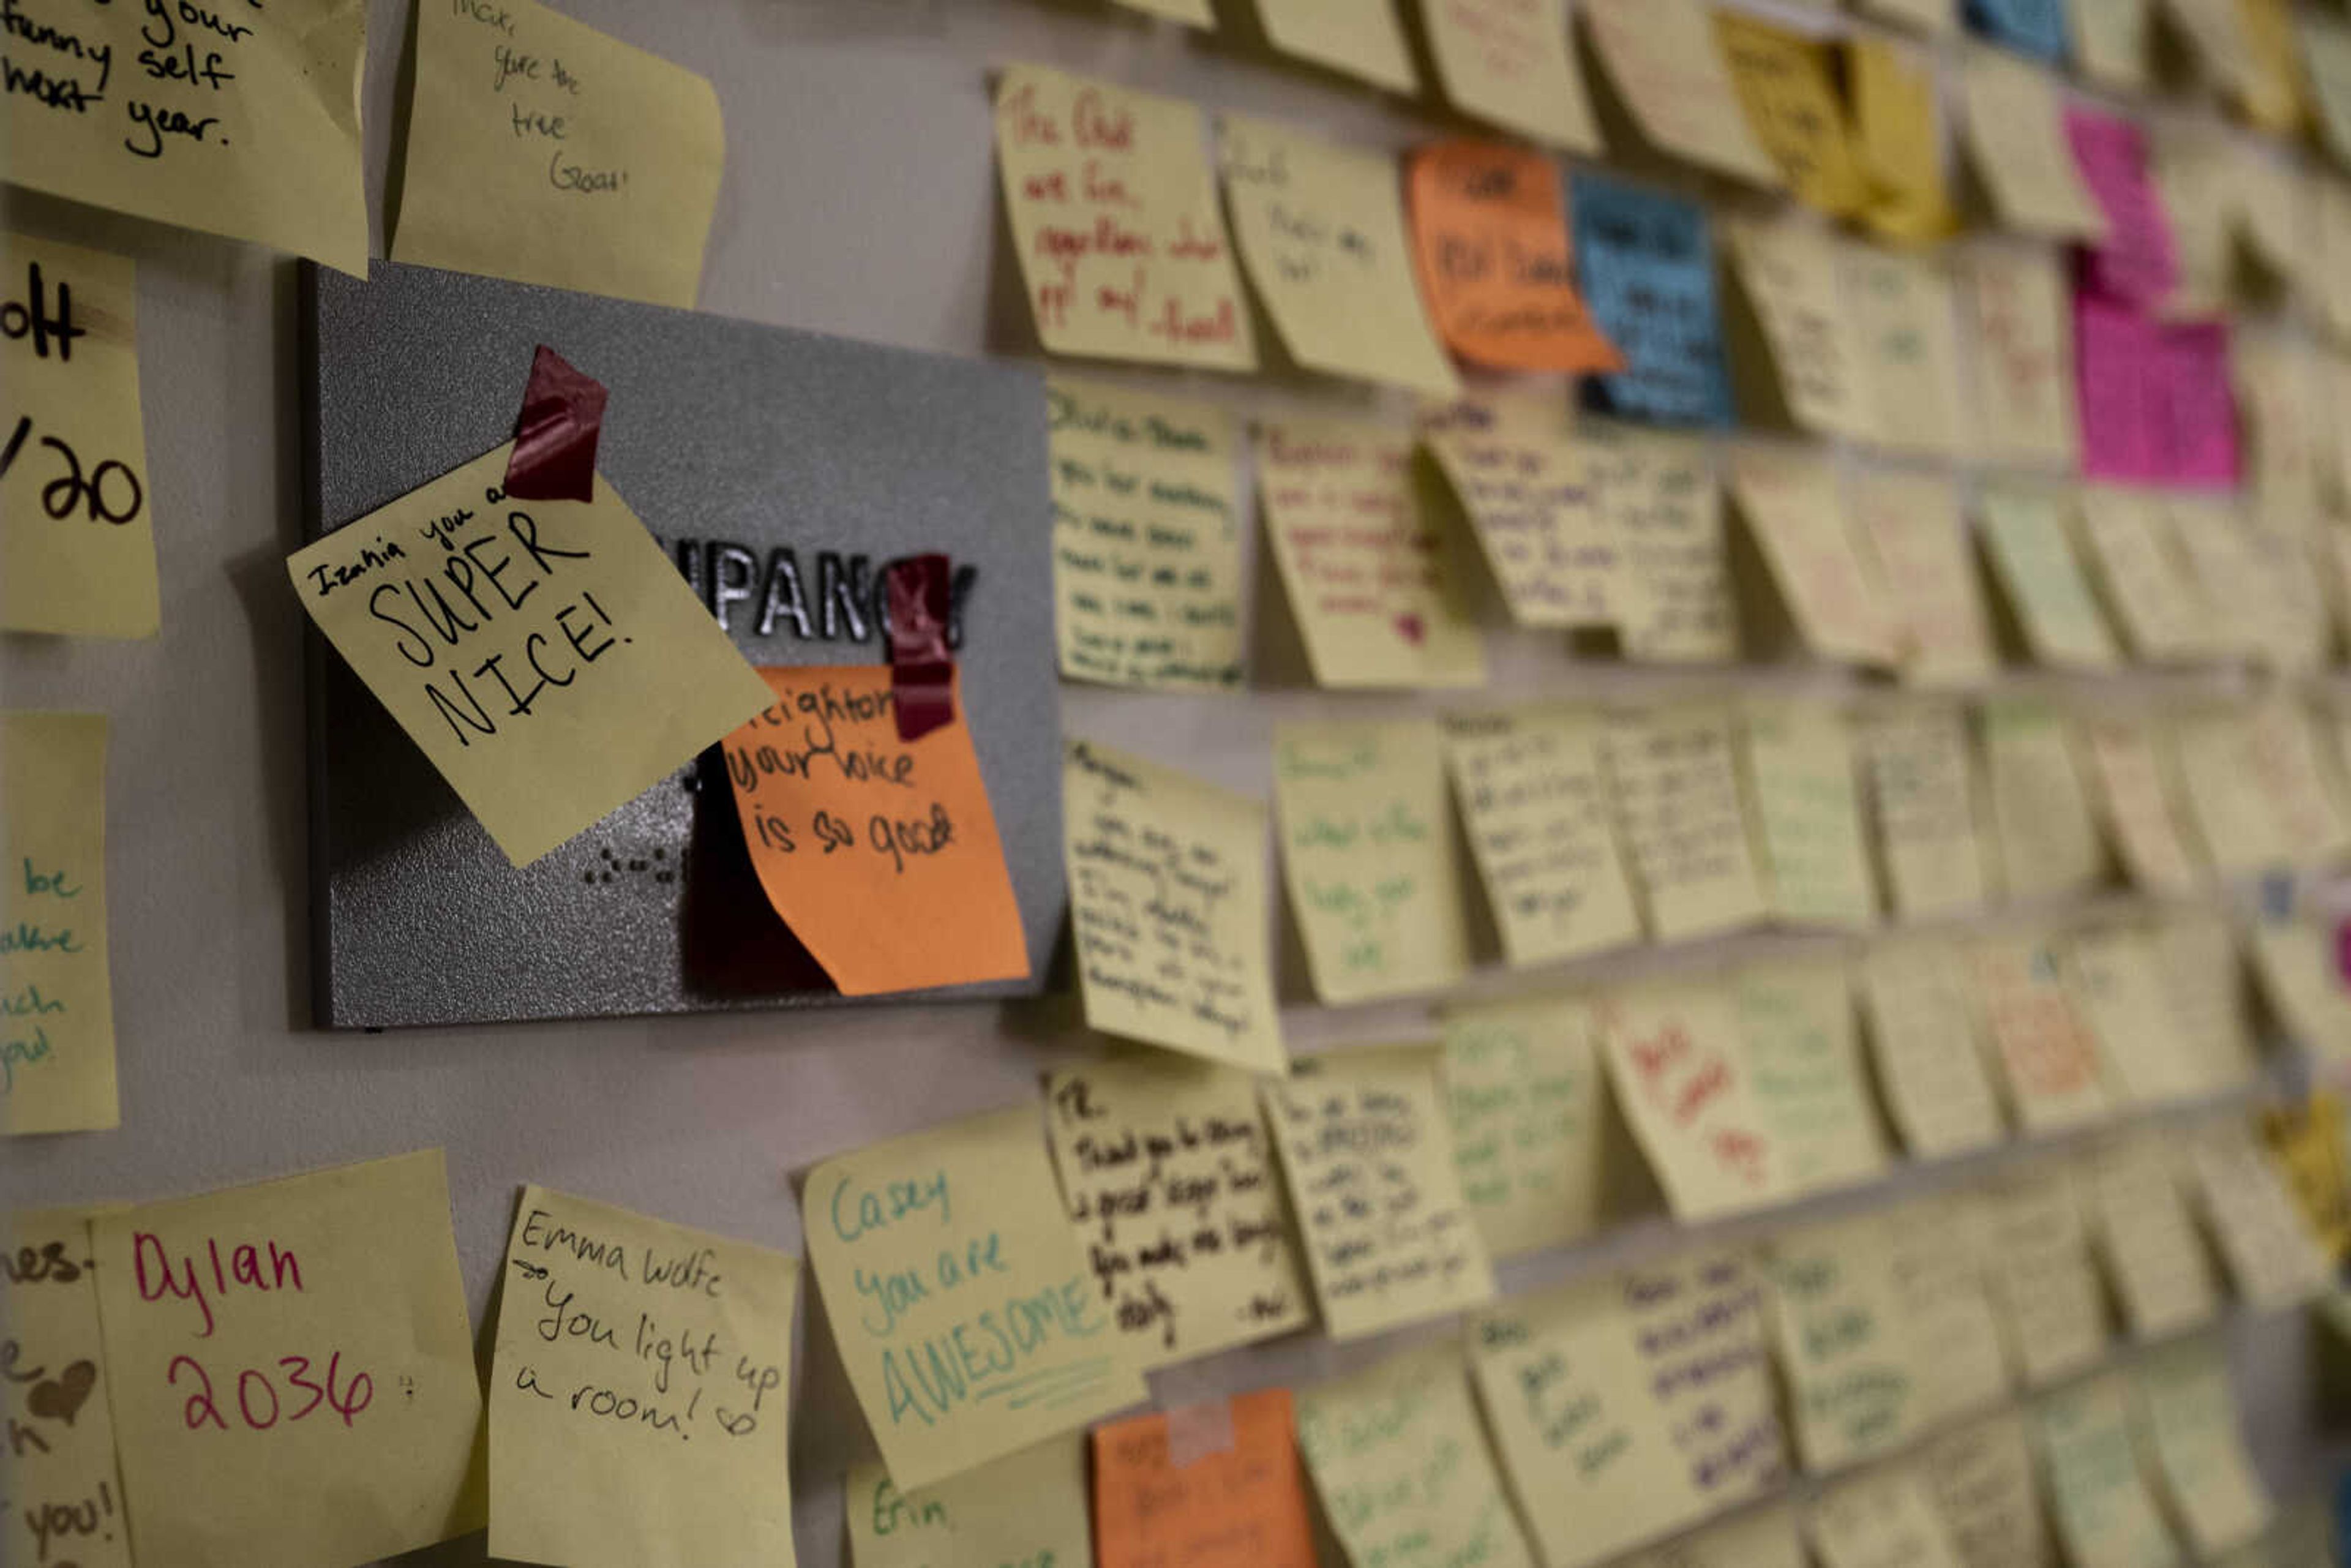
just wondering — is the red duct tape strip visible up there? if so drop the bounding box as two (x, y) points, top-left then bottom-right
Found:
(503, 345), (609, 503)
(886, 553), (956, 742)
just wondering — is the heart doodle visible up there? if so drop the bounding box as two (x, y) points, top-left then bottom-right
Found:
(1393, 612), (1427, 647)
(27, 1359), (96, 1426)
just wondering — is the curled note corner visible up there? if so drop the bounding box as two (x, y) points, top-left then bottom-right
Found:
(504, 344), (609, 503)
(1165, 1396), (1238, 1468)
(887, 553), (955, 742)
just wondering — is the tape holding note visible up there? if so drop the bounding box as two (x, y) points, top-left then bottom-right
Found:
(3, 711), (116, 1136)
(721, 665), (1027, 997)
(504, 346), (608, 503)
(1092, 1391), (1319, 1568)
(1573, 174), (1735, 429)
(885, 555), (956, 741)
(2, 1209), (131, 1568)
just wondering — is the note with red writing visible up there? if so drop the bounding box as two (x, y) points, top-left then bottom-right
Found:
(1404, 140), (1621, 375)
(993, 64), (1253, 370)
(3, 1208), (130, 1568)
(1248, 0), (1417, 92)
(4, 711), (116, 1136)
(1970, 936), (2112, 1132)
(1960, 243), (2079, 471)
(1092, 1390), (1319, 1568)
(1845, 470), (1995, 687)
(487, 1187), (798, 1568)
(2066, 108), (2178, 309)
(1421, 0), (1601, 152)
(1258, 419), (1485, 688)
(1582, 0), (1782, 186)
(1598, 983), (1791, 1220)
(1728, 445), (1900, 667)
(722, 666), (1027, 997)
(2075, 294), (2238, 487)
(90, 1150), (486, 1568)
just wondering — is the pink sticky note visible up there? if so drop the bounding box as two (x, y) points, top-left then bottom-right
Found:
(2075, 288), (2237, 488)
(2154, 318), (2238, 487)
(2065, 108), (2178, 310)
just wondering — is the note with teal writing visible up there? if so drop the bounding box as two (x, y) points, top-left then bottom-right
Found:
(1766, 1215), (1919, 1472)
(802, 1106), (1147, 1492)
(1441, 994), (1609, 1257)
(1745, 703), (1877, 930)
(2, 711), (115, 1135)
(1739, 959), (1889, 1196)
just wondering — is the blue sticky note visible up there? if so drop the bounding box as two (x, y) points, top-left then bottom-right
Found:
(1965, 0), (2068, 65)
(1569, 173), (1732, 429)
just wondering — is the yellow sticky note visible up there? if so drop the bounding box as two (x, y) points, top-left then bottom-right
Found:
(1739, 959), (1889, 1196)
(2154, 916), (2261, 1096)
(92, 1150), (486, 1568)
(1972, 934), (2113, 1133)
(1887, 1196), (2013, 1427)
(3, 711), (115, 1136)
(487, 1187), (797, 1568)
(1218, 114), (1457, 397)
(2082, 718), (2207, 896)
(1960, 243), (2080, 471)
(1043, 1056), (1312, 1365)
(1984, 1165), (2111, 1388)
(287, 444), (772, 867)
(2153, 123), (2234, 317)
(1766, 1216), (1921, 1472)
(1982, 702), (2104, 904)
(2234, 328), (2330, 527)
(994, 65), (1254, 370)
(1858, 942), (2007, 1158)
(2230, 146), (2323, 311)
(1112, 0), (1216, 24)
(2080, 1135), (2222, 1341)
(1810, 1466), (1971, 1568)
(1859, 707), (1993, 921)
(1295, 1344), (1535, 1568)
(1273, 718), (1473, 1005)
(2263, 1095), (2351, 1263)
(2, 1208), (131, 1568)
(1616, 1247), (1788, 1495)
(1851, 37), (1957, 244)
(1264, 1047), (1496, 1338)
(2074, 489), (2214, 662)
(1724, 212), (1870, 441)
(1959, 50), (2106, 241)
(390, 2), (721, 307)
(2039, 1376), (2183, 1568)
(2139, 1342), (2273, 1558)
(1602, 705), (1769, 943)
(2073, 0), (2154, 90)
(1259, 419), (1485, 689)
(1442, 707), (1642, 967)
(1845, 470), (1997, 688)
(1421, 0), (1602, 152)
(2168, 0), (2304, 133)
(1046, 378), (1243, 691)
(847, 1436), (1093, 1568)
(2307, 17), (2351, 170)
(1923, 1414), (2059, 1568)
(1063, 740), (1283, 1073)
(1730, 445), (1901, 666)
(1714, 13), (1867, 217)
(1589, 423), (1738, 663)
(2175, 711), (2295, 875)
(1622, 1507), (1809, 1568)
(1, 234), (156, 638)
(801, 1105), (1147, 1493)
(1422, 396), (1617, 629)
(2318, 186), (2351, 351)
(1843, 246), (1967, 459)
(1598, 981), (1791, 1220)
(1582, 0), (1783, 186)
(2244, 701), (2351, 859)
(2068, 926), (2208, 1105)
(1248, 0), (1417, 91)
(1745, 703), (1877, 931)
(1441, 994), (1609, 1257)
(1979, 486), (2123, 671)
(2192, 1120), (2336, 1308)
(0, 0), (366, 272)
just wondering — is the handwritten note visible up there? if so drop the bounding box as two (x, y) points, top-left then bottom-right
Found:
(1047, 378), (1244, 692)
(1959, 50), (2105, 240)
(1730, 446), (1900, 666)
(1739, 960), (1889, 1195)
(2243, 700), (2349, 860)
(1273, 719), (1472, 1005)
(1602, 705), (1768, 942)
(1724, 212), (1865, 440)
(1983, 1165), (2111, 1387)
(1978, 486), (2122, 671)
(1, 234), (156, 638)
(1573, 175), (1733, 429)
(1062, 740), (1281, 1072)
(2073, 0), (2154, 89)
(1851, 37), (1957, 243)
(2152, 123), (2232, 314)
(1248, 0), (1417, 91)
(1421, 0), (1600, 151)
(1960, 242), (2079, 471)
(847, 1436), (1092, 1568)
(2173, 711), (2292, 875)
(1422, 397), (1618, 628)
(1592, 424), (1737, 662)
(487, 1187), (797, 1568)
(2154, 916), (2260, 1095)
(2191, 1120), (2334, 1307)
(1744, 703), (1877, 929)
(2169, 0), (2303, 132)
(1844, 246), (1966, 457)
(2068, 926), (2206, 1105)
(288, 443), (770, 866)
(1623, 1250), (1786, 1487)
(0, 0), (366, 271)
(1981, 702), (2104, 903)
(2, 712), (114, 1136)
(2234, 328), (2330, 527)
(1297, 1344), (1534, 1568)
(2067, 108), (2179, 309)
(1766, 1217), (1919, 1471)
(1442, 994), (1608, 1257)
(1858, 942), (2006, 1158)
(2082, 719), (2205, 896)
(1404, 141), (1621, 375)
(1264, 1048), (1495, 1338)
(1092, 1392), (1318, 1568)
(2074, 489), (2212, 662)
(1257, 419), (1485, 689)
(803, 1106), (1146, 1491)
(391, 1), (722, 307)
(2039, 1376), (2183, 1568)
(2138, 1342), (2273, 1559)
(1581, 0), (1782, 186)
(1044, 1056), (1309, 1365)
(1220, 115), (1457, 396)
(1809, 1467), (1971, 1568)
(1924, 1414), (2058, 1568)
(1888, 1196), (2013, 1426)
(2080, 1135), (2221, 1341)
(1714, 13), (1865, 216)
(994, 65), (1252, 369)
(1971, 935), (2113, 1132)
(2074, 294), (2238, 487)
(723, 666), (1027, 996)
(1599, 983), (1790, 1220)
(1845, 470), (1995, 686)
(3, 1208), (130, 1568)
(1443, 708), (1640, 967)
(1859, 707), (1992, 920)
(92, 1150), (486, 1567)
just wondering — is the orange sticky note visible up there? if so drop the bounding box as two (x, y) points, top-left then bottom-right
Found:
(1092, 1390), (1319, 1568)
(1406, 140), (1623, 374)
(721, 665), (1028, 996)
